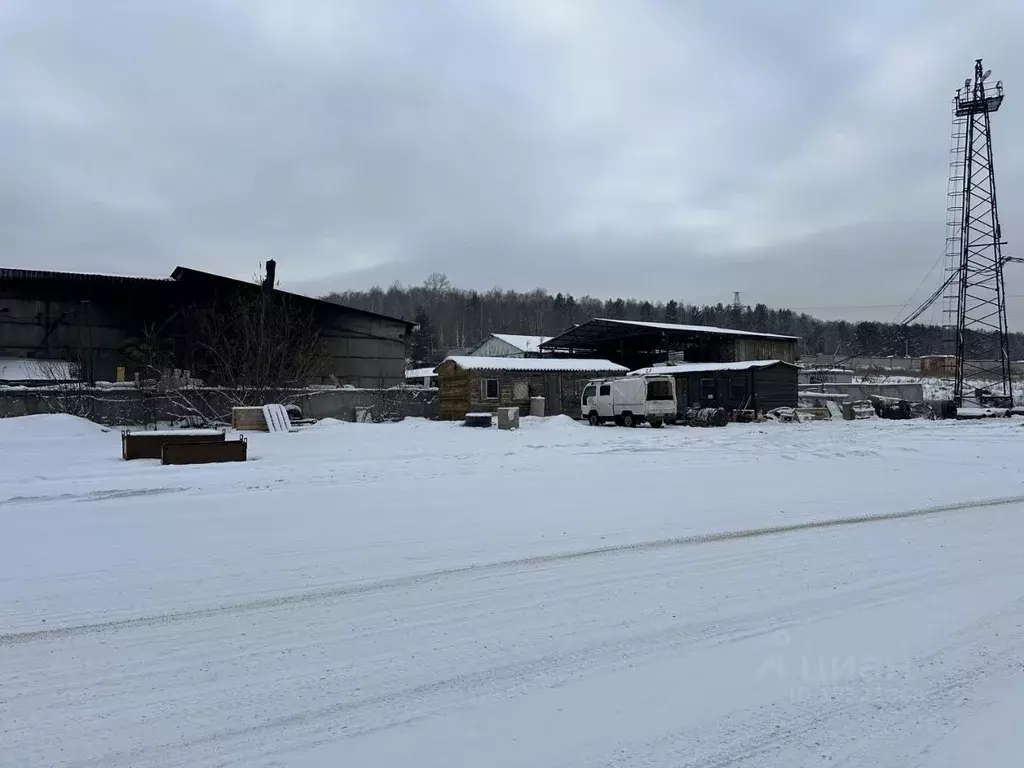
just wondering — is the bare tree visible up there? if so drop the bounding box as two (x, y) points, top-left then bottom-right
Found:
(124, 286), (329, 425)
(182, 289), (326, 404)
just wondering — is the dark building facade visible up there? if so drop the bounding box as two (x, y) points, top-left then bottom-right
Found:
(0, 263), (414, 387)
(542, 318), (799, 371)
(630, 360), (799, 415)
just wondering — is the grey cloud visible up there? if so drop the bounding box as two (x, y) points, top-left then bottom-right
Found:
(1, 0), (1023, 325)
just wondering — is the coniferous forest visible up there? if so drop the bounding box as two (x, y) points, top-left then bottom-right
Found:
(325, 272), (1024, 365)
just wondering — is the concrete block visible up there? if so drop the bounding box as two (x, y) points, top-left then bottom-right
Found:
(497, 406), (520, 430)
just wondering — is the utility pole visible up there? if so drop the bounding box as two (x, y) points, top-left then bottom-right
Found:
(943, 59), (1011, 407)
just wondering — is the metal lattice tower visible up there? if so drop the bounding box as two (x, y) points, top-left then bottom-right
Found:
(942, 59), (1011, 408)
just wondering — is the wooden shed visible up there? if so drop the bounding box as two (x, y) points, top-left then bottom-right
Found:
(435, 356), (627, 420)
(629, 359), (798, 415)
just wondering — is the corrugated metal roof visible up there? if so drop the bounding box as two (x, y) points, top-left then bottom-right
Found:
(629, 360), (796, 376)
(440, 356), (627, 373)
(589, 319), (797, 341)
(0, 267), (171, 283)
(541, 318), (799, 352)
(489, 334), (553, 353)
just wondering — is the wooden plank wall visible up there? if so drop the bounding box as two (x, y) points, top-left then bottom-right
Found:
(731, 338), (798, 363)
(438, 369), (603, 420)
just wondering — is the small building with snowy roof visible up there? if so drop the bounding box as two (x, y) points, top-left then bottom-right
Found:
(468, 333), (553, 358)
(628, 359), (798, 414)
(435, 356), (626, 420)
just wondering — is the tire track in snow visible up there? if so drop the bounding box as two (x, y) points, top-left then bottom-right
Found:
(23, 546), (964, 768)
(4, 492), (1024, 646)
(0, 486), (188, 507)
(593, 597), (1024, 768)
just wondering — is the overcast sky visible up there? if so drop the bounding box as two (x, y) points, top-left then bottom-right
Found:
(2, 0), (1023, 326)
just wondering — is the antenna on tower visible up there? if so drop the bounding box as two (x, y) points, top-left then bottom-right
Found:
(942, 58), (1011, 408)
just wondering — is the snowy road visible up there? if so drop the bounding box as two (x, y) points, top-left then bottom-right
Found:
(3, 415), (1024, 766)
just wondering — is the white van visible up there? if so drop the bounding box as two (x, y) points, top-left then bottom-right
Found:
(580, 375), (676, 427)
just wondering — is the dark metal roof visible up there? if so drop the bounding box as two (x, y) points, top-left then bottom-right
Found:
(2, 264), (416, 330)
(0, 267), (171, 284)
(541, 318), (798, 353)
(170, 267), (416, 329)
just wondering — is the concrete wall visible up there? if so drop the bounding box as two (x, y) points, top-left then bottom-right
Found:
(799, 354), (923, 372)
(800, 354), (1024, 377)
(0, 386), (438, 426)
(801, 382), (925, 402)
(798, 369), (854, 385)
(317, 313), (409, 387)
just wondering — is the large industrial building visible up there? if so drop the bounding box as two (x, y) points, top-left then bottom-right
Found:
(0, 262), (415, 387)
(540, 318), (799, 370)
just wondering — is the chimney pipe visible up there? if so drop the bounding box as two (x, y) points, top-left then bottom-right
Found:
(264, 259), (276, 291)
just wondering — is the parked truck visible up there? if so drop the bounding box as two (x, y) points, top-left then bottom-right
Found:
(581, 375), (676, 427)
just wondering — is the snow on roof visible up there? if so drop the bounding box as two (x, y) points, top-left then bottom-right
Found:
(0, 357), (76, 381)
(628, 359), (794, 376)
(590, 318), (798, 341)
(405, 367), (438, 379)
(798, 367), (854, 375)
(490, 334), (553, 353)
(441, 356), (627, 373)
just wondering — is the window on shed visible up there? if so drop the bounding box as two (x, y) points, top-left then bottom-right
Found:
(599, 384), (611, 396)
(646, 379), (673, 401)
(729, 377), (749, 404)
(482, 378), (499, 400)
(512, 380), (530, 401)
(699, 378), (717, 403)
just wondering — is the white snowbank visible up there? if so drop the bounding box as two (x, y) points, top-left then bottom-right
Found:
(520, 414), (581, 430)
(0, 412), (110, 438)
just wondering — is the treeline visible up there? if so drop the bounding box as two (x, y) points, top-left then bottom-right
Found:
(324, 272), (1024, 363)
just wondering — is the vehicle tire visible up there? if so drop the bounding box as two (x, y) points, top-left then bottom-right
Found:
(622, 412), (635, 428)
(588, 411), (600, 426)
(649, 418), (664, 428)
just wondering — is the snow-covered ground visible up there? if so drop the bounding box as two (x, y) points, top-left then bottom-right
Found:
(3, 413), (1024, 766)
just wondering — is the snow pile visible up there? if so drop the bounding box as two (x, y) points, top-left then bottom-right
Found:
(0, 412), (109, 439)
(519, 414), (581, 431)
